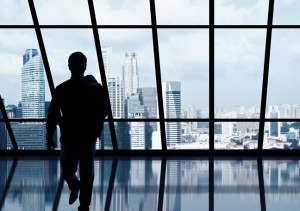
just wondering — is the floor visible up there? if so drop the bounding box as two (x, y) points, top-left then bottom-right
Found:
(0, 156), (299, 211)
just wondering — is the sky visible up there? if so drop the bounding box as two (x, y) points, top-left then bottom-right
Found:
(0, 0), (300, 112)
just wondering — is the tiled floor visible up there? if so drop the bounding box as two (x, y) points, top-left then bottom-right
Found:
(0, 157), (299, 211)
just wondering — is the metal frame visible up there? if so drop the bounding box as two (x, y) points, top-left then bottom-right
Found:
(0, 0), (299, 154)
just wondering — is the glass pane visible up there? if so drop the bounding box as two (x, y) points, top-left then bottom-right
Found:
(0, 29), (51, 119)
(263, 160), (300, 210)
(94, 0), (151, 25)
(263, 122), (300, 150)
(155, 0), (209, 25)
(0, 120), (6, 149)
(41, 29), (100, 86)
(0, 0), (33, 25)
(215, 160), (260, 211)
(163, 160), (209, 211)
(113, 159), (161, 210)
(267, 30), (300, 119)
(166, 122), (209, 149)
(214, 122), (259, 149)
(116, 121), (161, 150)
(3, 159), (60, 211)
(158, 29), (209, 119)
(34, 0), (91, 25)
(99, 29), (158, 119)
(99, 122), (113, 150)
(273, 1), (300, 25)
(215, 29), (265, 117)
(215, 0), (269, 25)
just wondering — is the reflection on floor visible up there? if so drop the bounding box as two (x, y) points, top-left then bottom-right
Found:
(0, 157), (299, 211)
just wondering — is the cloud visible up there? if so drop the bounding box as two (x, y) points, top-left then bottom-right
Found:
(215, 0), (269, 25)
(0, 0), (32, 25)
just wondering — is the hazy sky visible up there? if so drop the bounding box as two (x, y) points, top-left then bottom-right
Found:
(0, 0), (300, 111)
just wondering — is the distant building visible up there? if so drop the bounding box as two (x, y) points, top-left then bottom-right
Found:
(123, 52), (138, 98)
(162, 81), (181, 148)
(102, 46), (112, 76)
(7, 122), (46, 150)
(22, 49), (45, 118)
(269, 111), (281, 137)
(128, 93), (145, 149)
(107, 75), (124, 118)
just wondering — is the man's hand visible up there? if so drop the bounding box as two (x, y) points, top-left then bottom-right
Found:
(47, 139), (56, 150)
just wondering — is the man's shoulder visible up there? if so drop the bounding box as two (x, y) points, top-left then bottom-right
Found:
(56, 79), (72, 91)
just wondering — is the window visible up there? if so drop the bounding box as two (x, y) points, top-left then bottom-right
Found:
(0, 0), (299, 152)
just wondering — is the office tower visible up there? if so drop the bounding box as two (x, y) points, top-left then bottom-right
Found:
(269, 111), (281, 137)
(162, 81), (181, 148)
(122, 52), (138, 98)
(7, 122), (46, 149)
(16, 101), (22, 118)
(0, 99), (7, 149)
(186, 105), (197, 129)
(107, 75), (124, 118)
(137, 87), (158, 149)
(6, 104), (17, 118)
(102, 46), (112, 76)
(236, 113), (248, 132)
(128, 93), (145, 149)
(22, 49), (45, 118)
(8, 49), (46, 149)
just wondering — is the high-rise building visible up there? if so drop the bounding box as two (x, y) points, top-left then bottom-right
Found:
(22, 49), (45, 118)
(102, 46), (112, 76)
(128, 93), (145, 149)
(137, 87), (158, 149)
(7, 122), (46, 149)
(269, 111), (281, 137)
(162, 81), (181, 148)
(9, 49), (46, 149)
(122, 52), (138, 98)
(107, 75), (124, 118)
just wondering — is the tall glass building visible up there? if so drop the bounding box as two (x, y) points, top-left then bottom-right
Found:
(122, 52), (138, 99)
(22, 49), (45, 118)
(162, 81), (181, 148)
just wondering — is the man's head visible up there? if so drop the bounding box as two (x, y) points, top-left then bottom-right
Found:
(68, 52), (87, 77)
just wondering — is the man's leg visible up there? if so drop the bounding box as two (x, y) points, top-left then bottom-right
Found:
(78, 138), (97, 209)
(60, 140), (80, 191)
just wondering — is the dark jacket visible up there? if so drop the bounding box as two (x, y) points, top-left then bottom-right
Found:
(46, 75), (108, 141)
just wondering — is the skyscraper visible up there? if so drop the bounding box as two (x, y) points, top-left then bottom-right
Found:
(162, 81), (181, 148)
(107, 75), (124, 118)
(8, 49), (46, 149)
(128, 93), (145, 149)
(102, 46), (112, 76)
(22, 49), (45, 118)
(122, 52), (138, 98)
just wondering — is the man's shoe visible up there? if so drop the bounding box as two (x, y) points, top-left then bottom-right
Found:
(69, 188), (80, 205)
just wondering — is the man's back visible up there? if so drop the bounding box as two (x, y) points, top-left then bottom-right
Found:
(48, 75), (107, 140)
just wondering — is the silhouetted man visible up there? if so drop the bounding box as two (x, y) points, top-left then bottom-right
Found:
(46, 52), (108, 211)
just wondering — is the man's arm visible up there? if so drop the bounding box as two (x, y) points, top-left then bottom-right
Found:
(46, 91), (59, 150)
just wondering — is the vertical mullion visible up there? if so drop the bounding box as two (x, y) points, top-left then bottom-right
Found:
(209, 0), (215, 151)
(88, 0), (118, 150)
(157, 158), (166, 211)
(0, 95), (18, 150)
(28, 0), (56, 96)
(209, 157), (214, 211)
(257, 157), (266, 211)
(149, 0), (167, 150)
(104, 159), (118, 211)
(258, 0), (275, 150)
